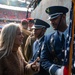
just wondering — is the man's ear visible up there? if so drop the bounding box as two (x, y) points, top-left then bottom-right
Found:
(62, 14), (66, 19)
(42, 28), (46, 33)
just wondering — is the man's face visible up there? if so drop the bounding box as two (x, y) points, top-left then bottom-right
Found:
(28, 22), (34, 31)
(34, 28), (45, 39)
(22, 23), (28, 29)
(50, 15), (61, 30)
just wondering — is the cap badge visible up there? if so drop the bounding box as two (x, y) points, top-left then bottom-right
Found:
(46, 8), (50, 13)
(34, 19), (36, 23)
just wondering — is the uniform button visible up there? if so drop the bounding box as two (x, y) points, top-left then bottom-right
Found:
(62, 50), (64, 52)
(62, 59), (64, 61)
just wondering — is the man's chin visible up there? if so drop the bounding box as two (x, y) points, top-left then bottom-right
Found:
(53, 28), (57, 30)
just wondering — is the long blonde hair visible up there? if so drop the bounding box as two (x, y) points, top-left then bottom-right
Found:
(0, 23), (20, 59)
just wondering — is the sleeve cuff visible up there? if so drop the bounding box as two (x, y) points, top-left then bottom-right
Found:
(49, 64), (60, 75)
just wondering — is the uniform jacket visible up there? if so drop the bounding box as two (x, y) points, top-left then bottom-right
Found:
(30, 35), (49, 75)
(41, 31), (66, 75)
(0, 50), (35, 75)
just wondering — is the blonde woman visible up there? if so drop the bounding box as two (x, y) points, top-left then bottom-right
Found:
(0, 23), (40, 75)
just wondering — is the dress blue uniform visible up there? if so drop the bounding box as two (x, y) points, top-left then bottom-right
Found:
(30, 19), (50, 75)
(41, 31), (68, 75)
(40, 6), (70, 75)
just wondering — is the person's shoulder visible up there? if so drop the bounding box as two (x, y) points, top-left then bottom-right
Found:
(45, 32), (55, 39)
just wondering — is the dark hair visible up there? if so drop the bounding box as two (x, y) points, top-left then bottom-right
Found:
(28, 20), (34, 23)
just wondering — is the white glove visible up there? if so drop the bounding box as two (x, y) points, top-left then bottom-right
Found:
(55, 66), (64, 75)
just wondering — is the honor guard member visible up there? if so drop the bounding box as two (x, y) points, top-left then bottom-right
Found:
(30, 18), (50, 75)
(27, 17), (34, 31)
(24, 18), (35, 62)
(20, 19), (31, 59)
(41, 6), (69, 75)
